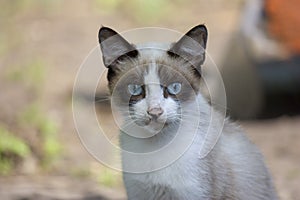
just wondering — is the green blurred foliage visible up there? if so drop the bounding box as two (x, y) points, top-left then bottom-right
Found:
(71, 167), (91, 178)
(1, 0), (59, 167)
(20, 103), (62, 168)
(94, 0), (185, 24)
(97, 167), (121, 187)
(129, 0), (168, 24)
(0, 125), (30, 175)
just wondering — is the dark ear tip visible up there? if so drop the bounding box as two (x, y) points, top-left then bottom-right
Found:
(98, 26), (118, 43)
(197, 24), (207, 30)
(99, 26), (112, 32)
(190, 24), (208, 35)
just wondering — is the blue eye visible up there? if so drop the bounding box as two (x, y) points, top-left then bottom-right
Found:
(167, 82), (181, 95)
(128, 84), (143, 96)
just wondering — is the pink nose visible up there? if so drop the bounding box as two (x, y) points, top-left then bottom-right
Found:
(147, 107), (164, 118)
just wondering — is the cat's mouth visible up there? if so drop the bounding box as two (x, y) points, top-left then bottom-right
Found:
(128, 110), (172, 132)
(134, 117), (162, 125)
(132, 115), (168, 128)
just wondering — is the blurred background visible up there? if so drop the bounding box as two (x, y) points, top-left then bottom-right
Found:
(0, 0), (299, 199)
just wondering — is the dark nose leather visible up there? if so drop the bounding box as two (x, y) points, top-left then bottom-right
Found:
(147, 107), (163, 118)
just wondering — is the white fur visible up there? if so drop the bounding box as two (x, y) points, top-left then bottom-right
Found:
(144, 62), (163, 109)
(122, 94), (209, 200)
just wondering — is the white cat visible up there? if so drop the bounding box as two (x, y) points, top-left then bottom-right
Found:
(98, 25), (278, 200)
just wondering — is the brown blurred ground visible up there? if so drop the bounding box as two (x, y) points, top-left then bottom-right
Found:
(0, 0), (299, 199)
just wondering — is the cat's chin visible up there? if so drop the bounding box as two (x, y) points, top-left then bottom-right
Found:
(132, 117), (165, 131)
(143, 125), (164, 136)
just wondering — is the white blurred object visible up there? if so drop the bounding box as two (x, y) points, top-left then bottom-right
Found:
(241, 0), (287, 60)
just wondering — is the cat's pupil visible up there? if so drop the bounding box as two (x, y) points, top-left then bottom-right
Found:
(128, 84), (143, 96)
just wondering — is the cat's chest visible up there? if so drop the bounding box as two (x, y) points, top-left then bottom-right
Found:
(125, 148), (202, 190)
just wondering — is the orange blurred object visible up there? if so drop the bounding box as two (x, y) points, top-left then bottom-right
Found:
(265, 0), (300, 55)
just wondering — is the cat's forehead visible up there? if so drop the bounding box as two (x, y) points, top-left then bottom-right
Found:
(108, 45), (201, 93)
(115, 53), (198, 85)
(131, 57), (189, 83)
(136, 43), (184, 72)
(143, 62), (160, 85)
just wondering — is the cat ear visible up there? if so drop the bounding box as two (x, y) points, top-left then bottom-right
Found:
(98, 26), (139, 67)
(168, 24), (207, 68)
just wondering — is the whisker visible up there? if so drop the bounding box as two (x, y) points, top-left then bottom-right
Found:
(122, 120), (137, 129)
(95, 97), (111, 103)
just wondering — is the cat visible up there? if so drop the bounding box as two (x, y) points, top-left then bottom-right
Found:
(98, 25), (278, 200)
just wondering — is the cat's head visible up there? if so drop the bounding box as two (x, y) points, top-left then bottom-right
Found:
(98, 25), (207, 134)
